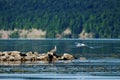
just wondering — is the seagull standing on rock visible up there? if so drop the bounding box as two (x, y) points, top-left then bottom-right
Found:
(47, 45), (57, 63)
(50, 45), (57, 54)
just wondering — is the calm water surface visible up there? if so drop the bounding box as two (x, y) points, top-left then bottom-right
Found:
(0, 39), (120, 80)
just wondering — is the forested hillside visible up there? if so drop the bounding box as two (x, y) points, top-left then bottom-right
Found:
(0, 0), (120, 38)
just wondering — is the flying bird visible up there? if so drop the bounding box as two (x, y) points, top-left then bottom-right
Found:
(75, 42), (87, 47)
(75, 42), (95, 49)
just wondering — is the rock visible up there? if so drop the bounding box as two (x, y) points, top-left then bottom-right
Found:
(7, 56), (15, 61)
(10, 51), (21, 55)
(0, 50), (78, 62)
(26, 52), (34, 56)
(0, 56), (7, 61)
(26, 51), (39, 57)
(25, 52), (38, 61)
(47, 52), (54, 55)
(0, 51), (22, 61)
(20, 53), (27, 57)
(47, 52), (59, 62)
(14, 55), (22, 61)
(36, 52), (58, 63)
(47, 53), (53, 63)
(0, 52), (5, 56)
(52, 55), (58, 62)
(33, 52), (39, 56)
(2, 51), (21, 56)
(80, 57), (86, 60)
(8, 51), (22, 61)
(10, 51), (21, 58)
(2, 52), (9, 56)
(0, 52), (10, 61)
(24, 56), (36, 61)
(36, 54), (48, 61)
(61, 53), (76, 60)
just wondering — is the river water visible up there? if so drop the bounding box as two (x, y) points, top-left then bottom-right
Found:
(0, 39), (120, 80)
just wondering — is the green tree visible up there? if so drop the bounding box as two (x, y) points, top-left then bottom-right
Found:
(9, 31), (20, 38)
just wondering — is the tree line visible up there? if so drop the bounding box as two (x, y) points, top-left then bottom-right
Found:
(0, 0), (120, 38)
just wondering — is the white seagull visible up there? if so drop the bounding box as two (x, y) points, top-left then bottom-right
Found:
(75, 42), (87, 47)
(50, 45), (57, 53)
(75, 42), (94, 49)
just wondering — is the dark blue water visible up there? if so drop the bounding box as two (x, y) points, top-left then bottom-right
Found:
(0, 39), (120, 80)
(0, 39), (120, 58)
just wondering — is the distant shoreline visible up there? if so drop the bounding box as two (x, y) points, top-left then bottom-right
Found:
(0, 38), (120, 40)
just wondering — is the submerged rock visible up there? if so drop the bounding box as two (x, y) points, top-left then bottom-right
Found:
(80, 57), (86, 60)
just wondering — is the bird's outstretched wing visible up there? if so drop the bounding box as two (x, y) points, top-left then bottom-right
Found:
(75, 42), (95, 49)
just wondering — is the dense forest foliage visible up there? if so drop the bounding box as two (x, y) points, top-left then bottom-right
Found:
(0, 0), (120, 38)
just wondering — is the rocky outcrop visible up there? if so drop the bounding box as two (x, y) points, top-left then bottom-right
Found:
(0, 47), (77, 63)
